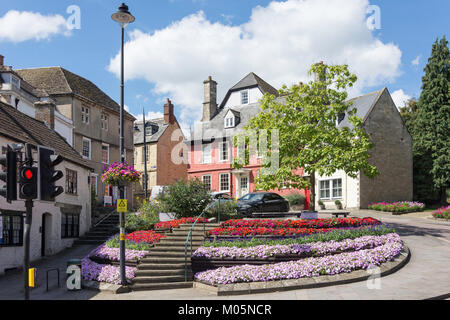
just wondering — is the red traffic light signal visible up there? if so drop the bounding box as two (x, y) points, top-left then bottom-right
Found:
(19, 166), (37, 200)
(24, 169), (34, 180)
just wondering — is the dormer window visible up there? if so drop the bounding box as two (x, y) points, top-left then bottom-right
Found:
(241, 90), (249, 104)
(11, 76), (20, 89)
(225, 117), (234, 128)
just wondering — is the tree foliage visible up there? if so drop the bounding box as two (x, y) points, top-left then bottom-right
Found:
(161, 178), (211, 218)
(233, 63), (379, 208)
(410, 36), (449, 203)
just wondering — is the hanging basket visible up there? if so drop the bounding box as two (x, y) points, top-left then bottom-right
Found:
(101, 162), (141, 187)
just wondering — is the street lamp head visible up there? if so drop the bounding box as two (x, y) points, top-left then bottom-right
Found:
(112, 3), (135, 28)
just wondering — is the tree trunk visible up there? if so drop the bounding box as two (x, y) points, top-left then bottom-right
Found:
(441, 187), (448, 206)
(310, 172), (316, 211)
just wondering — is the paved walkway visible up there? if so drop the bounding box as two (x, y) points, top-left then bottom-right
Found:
(1, 210), (449, 300)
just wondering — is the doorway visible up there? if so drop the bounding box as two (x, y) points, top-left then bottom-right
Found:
(41, 213), (52, 257)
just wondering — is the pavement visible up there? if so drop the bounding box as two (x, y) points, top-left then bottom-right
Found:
(0, 210), (449, 300)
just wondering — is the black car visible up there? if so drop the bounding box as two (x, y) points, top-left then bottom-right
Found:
(236, 192), (290, 216)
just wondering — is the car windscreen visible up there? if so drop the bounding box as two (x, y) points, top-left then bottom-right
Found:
(239, 193), (264, 201)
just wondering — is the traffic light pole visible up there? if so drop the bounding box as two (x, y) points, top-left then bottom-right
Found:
(23, 199), (33, 300)
(23, 144), (33, 300)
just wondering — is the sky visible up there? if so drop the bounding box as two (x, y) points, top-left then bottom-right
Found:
(0, 0), (448, 136)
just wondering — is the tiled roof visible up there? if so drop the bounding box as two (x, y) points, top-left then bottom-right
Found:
(15, 67), (135, 119)
(0, 101), (93, 170)
(219, 72), (279, 109)
(133, 118), (169, 145)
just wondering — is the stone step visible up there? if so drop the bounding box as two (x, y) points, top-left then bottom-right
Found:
(73, 239), (105, 245)
(130, 282), (193, 291)
(133, 275), (189, 284)
(135, 269), (192, 277)
(146, 251), (188, 258)
(141, 257), (190, 263)
(151, 246), (201, 252)
(138, 263), (190, 270)
(159, 240), (204, 246)
(164, 234), (205, 240)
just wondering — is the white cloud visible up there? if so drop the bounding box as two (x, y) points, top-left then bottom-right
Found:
(411, 55), (421, 66)
(0, 10), (71, 43)
(107, 0), (402, 126)
(391, 89), (411, 109)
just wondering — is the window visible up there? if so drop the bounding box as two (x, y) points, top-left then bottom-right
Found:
(91, 175), (98, 195)
(66, 169), (78, 195)
(202, 175), (211, 191)
(319, 178), (342, 199)
(101, 113), (108, 131)
(0, 212), (24, 246)
(219, 173), (230, 192)
(219, 141), (229, 161)
(102, 144), (109, 164)
(225, 116), (234, 128)
(82, 138), (91, 159)
(81, 106), (89, 124)
(61, 213), (79, 239)
(11, 76), (20, 89)
(145, 126), (151, 136)
(202, 144), (212, 164)
(141, 146), (150, 163)
(241, 90), (249, 104)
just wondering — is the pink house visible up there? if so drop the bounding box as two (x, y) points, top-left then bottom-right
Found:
(187, 73), (309, 207)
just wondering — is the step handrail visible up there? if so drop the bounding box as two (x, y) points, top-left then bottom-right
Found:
(184, 213), (207, 282)
(93, 207), (117, 228)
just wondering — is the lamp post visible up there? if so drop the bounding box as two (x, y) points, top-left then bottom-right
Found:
(112, 2), (135, 286)
(142, 108), (149, 201)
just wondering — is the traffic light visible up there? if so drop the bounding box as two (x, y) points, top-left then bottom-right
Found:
(38, 147), (64, 202)
(19, 165), (37, 200)
(0, 149), (18, 202)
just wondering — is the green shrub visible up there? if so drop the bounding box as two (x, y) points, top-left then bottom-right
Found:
(285, 193), (305, 206)
(124, 200), (163, 232)
(318, 200), (324, 206)
(160, 178), (211, 218)
(206, 200), (240, 220)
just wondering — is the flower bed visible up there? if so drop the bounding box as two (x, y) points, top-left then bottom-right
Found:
(194, 233), (403, 285)
(219, 217), (380, 229)
(125, 230), (166, 243)
(432, 206), (450, 220)
(194, 234), (396, 260)
(154, 217), (209, 230)
(368, 201), (425, 213)
(208, 226), (336, 237)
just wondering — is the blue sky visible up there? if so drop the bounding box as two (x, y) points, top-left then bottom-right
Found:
(0, 0), (448, 133)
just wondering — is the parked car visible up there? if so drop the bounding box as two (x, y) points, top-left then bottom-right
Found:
(205, 192), (234, 210)
(236, 192), (290, 216)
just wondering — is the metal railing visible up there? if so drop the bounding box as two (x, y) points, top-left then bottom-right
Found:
(184, 212), (207, 282)
(93, 207), (117, 228)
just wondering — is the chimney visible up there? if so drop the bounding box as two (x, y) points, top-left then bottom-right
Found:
(202, 76), (217, 122)
(0, 55), (4, 66)
(164, 98), (175, 125)
(34, 100), (55, 129)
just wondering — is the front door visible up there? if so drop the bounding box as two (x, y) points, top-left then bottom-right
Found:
(240, 176), (249, 198)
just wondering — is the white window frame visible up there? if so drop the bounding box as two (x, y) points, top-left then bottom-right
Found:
(241, 90), (249, 105)
(219, 173), (230, 192)
(319, 178), (342, 200)
(219, 141), (229, 162)
(101, 113), (108, 131)
(202, 144), (212, 164)
(82, 137), (91, 160)
(11, 76), (20, 89)
(202, 175), (212, 191)
(101, 143), (110, 164)
(91, 174), (98, 196)
(224, 116), (234, 128)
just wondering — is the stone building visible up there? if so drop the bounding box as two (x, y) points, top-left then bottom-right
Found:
(133, 99), (187, 201)
(14, 66), (136, 206)
(0, 101), (93, 275)
(315, 88), (413, 209)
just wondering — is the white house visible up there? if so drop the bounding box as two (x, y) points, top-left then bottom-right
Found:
(0, 101), (93, 275)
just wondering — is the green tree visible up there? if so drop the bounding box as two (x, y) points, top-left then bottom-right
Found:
(161, 178), (211, 218)
(412, 36), (450, 204)
(399, 98), (418, 133)
(233, 63), (379, 210)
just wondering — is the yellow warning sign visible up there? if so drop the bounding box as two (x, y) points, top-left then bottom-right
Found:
(117, 199), (127, 212)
